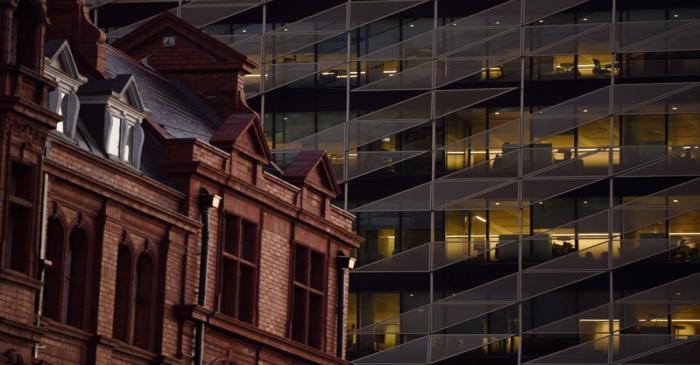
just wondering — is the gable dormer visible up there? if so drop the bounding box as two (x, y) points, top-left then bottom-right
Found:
(78, 74), (148, 169)
(284, 151), (342, 217)
(44, 39), (87, 137)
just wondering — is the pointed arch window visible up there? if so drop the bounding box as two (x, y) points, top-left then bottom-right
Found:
(65, 227), (89, 330)
(113, 244), (132, 342)
(42, 217), (65, 321)
(12, 0), (42, 69)
(133, 251), (154, 350)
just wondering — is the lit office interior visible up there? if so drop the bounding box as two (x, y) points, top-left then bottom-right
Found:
(94, 0), (700, 363)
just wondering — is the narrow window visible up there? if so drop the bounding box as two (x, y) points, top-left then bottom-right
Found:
(113, 244), (132, 342)
(13, 0), (41, 69)
(122, 123), (133, 162)
(133, 251), (153, 350)
(42, 217), (64, 321)
(65, 227), (88, 330)
(219, 214), (258, 324)
(291, 244), (326, 349)
(107, 116), (122, 156)
(55, 91), (66, 133)
(6, 161), (34, 274)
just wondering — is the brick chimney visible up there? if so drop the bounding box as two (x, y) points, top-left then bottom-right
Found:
(112, 12), (257, 120)
(47, 0), (107, 76)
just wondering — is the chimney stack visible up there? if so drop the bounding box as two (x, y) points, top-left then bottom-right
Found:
(112, 12), (257, 120)
(47, 0), (107, 76)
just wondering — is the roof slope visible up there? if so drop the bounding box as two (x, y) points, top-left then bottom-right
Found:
(103, 45), (220, 140)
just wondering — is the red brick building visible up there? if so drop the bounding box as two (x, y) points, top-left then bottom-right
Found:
(0, 1), (362, 364)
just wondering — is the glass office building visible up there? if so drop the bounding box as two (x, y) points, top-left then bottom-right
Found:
(96, 0), (700, 363)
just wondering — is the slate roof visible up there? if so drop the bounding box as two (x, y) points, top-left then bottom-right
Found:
(102, 45), (220, 140)
(78, 74), (132, 95)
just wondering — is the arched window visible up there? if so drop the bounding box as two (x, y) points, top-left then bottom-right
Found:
(42, 217), (64, 321)
(65, 227), (88, 329)
(12, 0), (42, 69)
(133, 251), (153, 350)
(113, 244), (132, 342)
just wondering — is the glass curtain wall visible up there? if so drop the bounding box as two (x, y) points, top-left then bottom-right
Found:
(94, 0), (700, 363)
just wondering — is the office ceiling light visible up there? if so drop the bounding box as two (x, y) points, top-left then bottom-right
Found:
(495, 202), (501, 206)
(583, 18), (589, 21)
(583, 109), (589, 113)
(674, 14), (679, 18)
(673, 199), (679, 203)
(475, 215), (487, 223)
(672, 106), (678, 110)
(538, 19), (544, 23)
(494, 111), (500, 115)
(409, 24), (415, 27)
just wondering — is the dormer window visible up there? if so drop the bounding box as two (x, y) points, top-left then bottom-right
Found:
(106, 114), (140, 164)
(79, 74), (148, 169)
(44, 40), (86, 137)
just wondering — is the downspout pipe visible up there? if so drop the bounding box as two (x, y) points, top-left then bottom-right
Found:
(336, 253), (355, 359)
(194, 193), (220, 365)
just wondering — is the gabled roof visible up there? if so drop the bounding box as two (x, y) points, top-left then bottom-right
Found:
(210, 113), (273, 163)
(79, 74), (147, 112)
(44, 39), (86, 82)
(284, 151), (342, 197)
(112, 12), (257, 73)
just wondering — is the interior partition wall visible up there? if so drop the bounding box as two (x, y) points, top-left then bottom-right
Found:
(93, 0), (700, 363)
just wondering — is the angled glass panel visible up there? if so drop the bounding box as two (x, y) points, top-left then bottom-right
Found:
(356, 92), (431, 121)
(351, 182), (431, 212)
(431, 302), (517, 332)
(526, 23), (611, 56)
(441, 181), (519, 211)
(530, 209), (611, 241)
(451, 0), (521, 27)
(526, 239), (609, 272)
(230, 34), (263, 59)
(353, 335), (429, 364)
(443, 273), (518, 303)
(613, 145), (677, 174)
(620, 336), (700, 364)
(437, 26), (518, 57)
(614, 335), (698, 363)
(434, 179), (515, 209)
(619, 146), (700, 177)
(433, 239), (515, 270)
(358, 31), (434, 61)
(525, 336), (609, 364)
(436, 57), (516, 88)
(524, 0), (592, 25)
(614, 83), (696, 113)
(430, 334), (515, 363)
(526, 304), (611, 334)
(616, 20), (700, 53)
(522, 271), (602, 300)
(348, 151), (429, 180)
(438, 180), (518, 211)
(271, 3), (346, 34)
(350, 0), (429, 29)
(446, 28), (521, 59)
(533, 86), (610, 117)
(353, 61), (433, 91)
(620, 83), (700, 115)
(275, 123), (344, 152)
(177, 1), (260, 28)
(523, 178), (603, 206)
(443, 149), (520, 179)
(352, 304), (430, 335)
(440, 119), (521, 153)
(266, 33), (342, 62)
(353, 241), (431, 273)
(526, 148), (609, 177)
(435, 88), (517, 119)
(263, 61), (345, 91)
(349, 120), (429, 149)
(617, 272), (700, 304)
